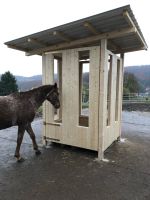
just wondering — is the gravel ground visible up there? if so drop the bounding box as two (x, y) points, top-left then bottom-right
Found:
(123, 103), (150, 112)
(0, 111), (150, 200)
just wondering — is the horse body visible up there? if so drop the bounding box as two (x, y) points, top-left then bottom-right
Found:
(0, 84), (60, 161)
(0, 95), (35, 129)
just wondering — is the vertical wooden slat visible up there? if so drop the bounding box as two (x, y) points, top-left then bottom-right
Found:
(98, 39), (108, 160)
(42, 54), (46, 144)
(110, 55), (117, 143)
(62, 49), (77, 143)
(115, 59), (120, 122)
(118, 53), (124, 139)
(107, 54), (112, 126)
(109, 55), (115, 143)
(42, 46), (123, 153)
(110, 54), (115, 126)
(42, 53), (57, 141)
(45, 53), (54, 123)
(89, 46), (100, 149)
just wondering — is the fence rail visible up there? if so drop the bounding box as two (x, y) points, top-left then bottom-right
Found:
(123, 93), (150, 103)
(82, 93), (150, 104)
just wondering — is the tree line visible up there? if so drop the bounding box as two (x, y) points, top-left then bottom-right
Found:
(0, 71), (18, 96)
(123, 72), (143, 95)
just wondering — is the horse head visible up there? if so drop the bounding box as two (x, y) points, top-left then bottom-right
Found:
(46, 83), (60, 109)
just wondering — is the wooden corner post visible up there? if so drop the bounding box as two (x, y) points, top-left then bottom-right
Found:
(98, 39), (108, 160)
(118, 53), (124, 140)
(42, 53), (54, 145)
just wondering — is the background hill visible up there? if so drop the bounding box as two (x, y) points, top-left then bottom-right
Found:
(124, 65), (150, 90)
(16, 75), (42, 91)
(1, 65), (149, 92)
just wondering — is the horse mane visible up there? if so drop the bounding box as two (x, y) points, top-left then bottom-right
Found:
(10, 85), (52, 98)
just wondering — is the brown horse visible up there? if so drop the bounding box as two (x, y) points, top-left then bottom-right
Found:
(0, 83), (60, 162)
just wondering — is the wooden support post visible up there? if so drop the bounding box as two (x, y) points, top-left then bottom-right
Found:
(118, 53), (124, 140)
(98, 39), (108, 160)
(42, 54), (47, 145)
(42, 53), (54, 123)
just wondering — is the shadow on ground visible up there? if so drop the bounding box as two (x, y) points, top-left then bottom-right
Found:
(0, 112), (150, 200)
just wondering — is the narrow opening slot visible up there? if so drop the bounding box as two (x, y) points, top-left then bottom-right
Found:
(79, 51), (89, 127)
(53, 54), (62, 123)
(107, 54), (112, 126)
(115, 59), (120, 121)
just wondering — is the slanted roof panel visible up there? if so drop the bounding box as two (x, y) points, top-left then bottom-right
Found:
(5, 5), (147, 55)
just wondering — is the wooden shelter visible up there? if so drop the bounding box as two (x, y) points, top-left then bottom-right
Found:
(5, 5), (147, 159)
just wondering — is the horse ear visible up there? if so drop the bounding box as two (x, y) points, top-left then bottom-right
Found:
(54, 82), (57, 88)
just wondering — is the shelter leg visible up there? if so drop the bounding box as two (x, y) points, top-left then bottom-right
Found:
(117, 136), (121, 142)
(98, 149), (104, 161)
(26, 123), (41, 155)
(15, 125), (25, 162)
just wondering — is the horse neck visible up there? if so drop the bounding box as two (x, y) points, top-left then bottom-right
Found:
(30, 85), (53, 109)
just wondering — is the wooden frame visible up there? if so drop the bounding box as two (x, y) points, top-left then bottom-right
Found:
(27, 27), (136, 56)
(42, 44), (124, 160)
(78, 52), (90, 127)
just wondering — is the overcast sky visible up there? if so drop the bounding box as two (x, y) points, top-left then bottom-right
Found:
(0, 0), (149, 76)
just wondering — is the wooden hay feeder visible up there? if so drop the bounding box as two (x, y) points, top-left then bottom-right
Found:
(5, 5), (147, 159)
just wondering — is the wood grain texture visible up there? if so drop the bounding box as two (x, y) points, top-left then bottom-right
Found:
(42, 46), (124, 156)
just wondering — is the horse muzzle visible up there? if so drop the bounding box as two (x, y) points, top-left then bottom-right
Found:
(54, 103), (60, 109)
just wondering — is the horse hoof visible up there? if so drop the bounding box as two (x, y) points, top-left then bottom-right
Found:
(35, 150), (41, 155)
(17, 157), (25, 163)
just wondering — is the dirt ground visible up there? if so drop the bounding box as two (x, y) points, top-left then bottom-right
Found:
(0, 111), (150, 200)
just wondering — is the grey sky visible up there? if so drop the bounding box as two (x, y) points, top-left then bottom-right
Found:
(0, 0), (149, 76)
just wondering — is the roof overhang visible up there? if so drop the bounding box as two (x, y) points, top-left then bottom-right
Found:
(4, 5), (148, 56)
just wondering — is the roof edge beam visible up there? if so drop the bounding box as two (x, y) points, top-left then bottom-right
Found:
(114, 46), (146, 54)
(123, 11), (148, 50)
(26, 27), (136, 56)
(7, 44), (28, 52)
(123, 11), (135, 28)
(136, 30), (148, 50)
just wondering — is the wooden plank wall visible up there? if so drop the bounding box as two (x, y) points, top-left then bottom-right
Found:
(61, 49), (79, 145)
(61, 47), (100, 150)
(42, 47), (100, 150)
(42, 45), (123, 156)
(98, 39), (108, 159)
(42, 53), (62, 142)
(103, 51), (123, 151)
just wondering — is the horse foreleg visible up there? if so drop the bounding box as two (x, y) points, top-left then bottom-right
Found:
(15, 125), (25, 162)
(26, 123), (41, 155)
